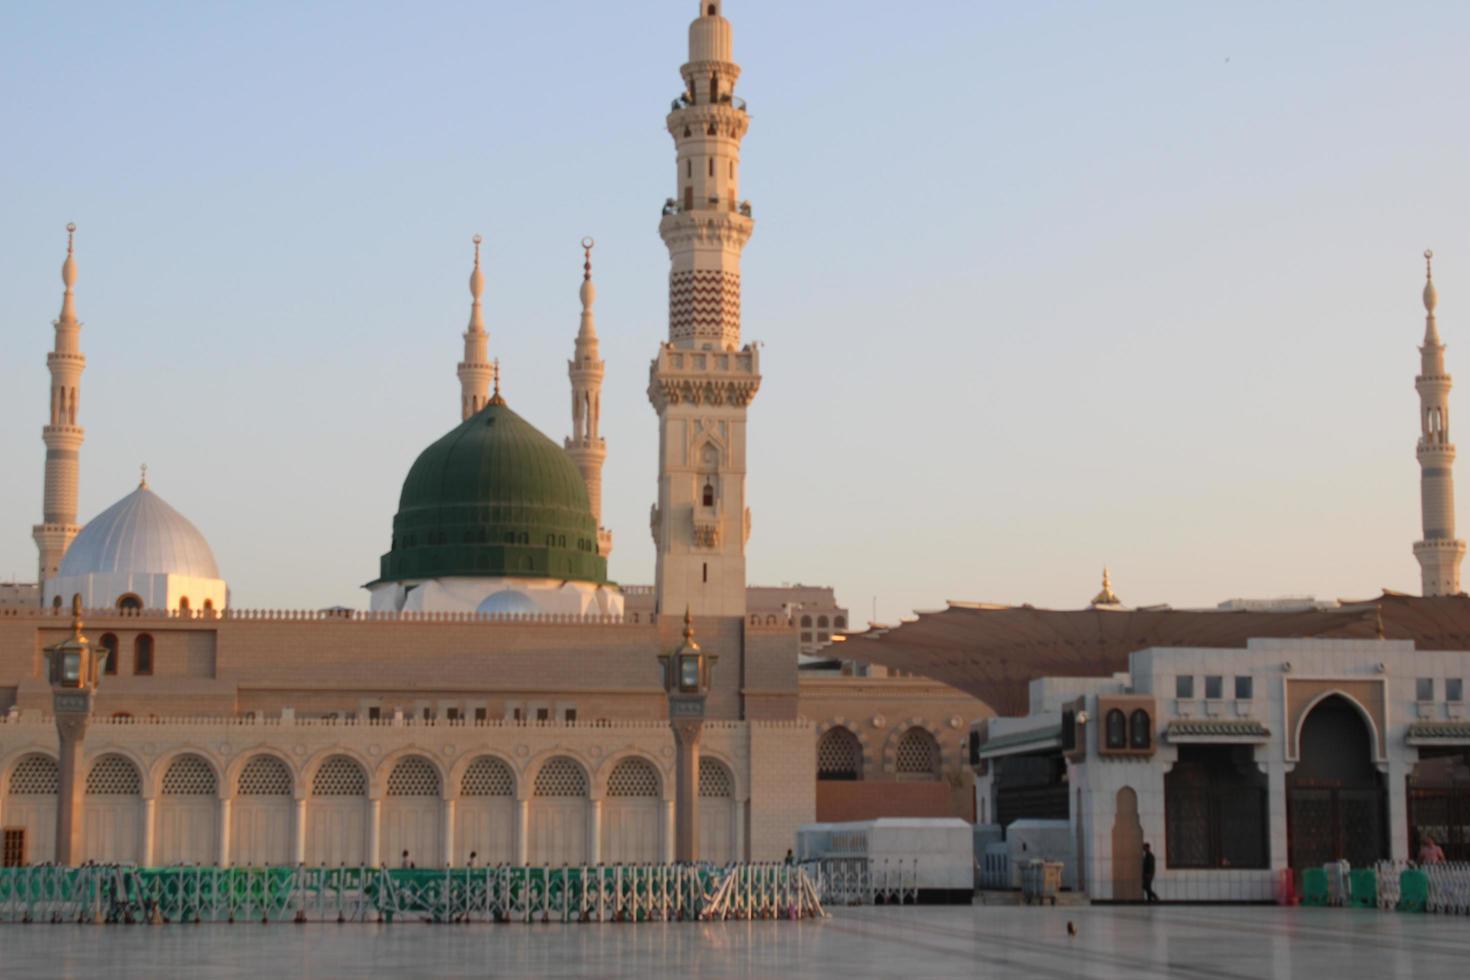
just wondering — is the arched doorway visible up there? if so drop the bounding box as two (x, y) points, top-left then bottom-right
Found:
(232, 755), (294, 865)
(601, 757), (662, 863)
(305, 756), (367, 866)
(4, 754), (59, 864)
(698, 757), (737, 864)
(456, 756), (515, 865)
(83, 754), (142, 863)
(155, 754), (219, 865)
(1111, 786), (1143, 900)
(381, 756), (442, 867)
(528, 757), (588, 865)
(1287, 695), (1387, 870)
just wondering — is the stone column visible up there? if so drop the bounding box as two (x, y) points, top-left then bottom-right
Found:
(515, 799), (530, 864)
(443, 799), (457, 867)
(734, 799), (746, 863)
(141, 796), (157, 867)
(293, 797), (308, 865)
(1385, 759), (1410, 862)
(367, 797), (382, 868)
(663, 800), (677, 864)
(587, 799), (603, 865)
(672, 719), (702, 861)
(217, 797), (233, 866)
(53, 713), (88, 865)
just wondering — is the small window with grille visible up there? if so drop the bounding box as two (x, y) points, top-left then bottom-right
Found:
(2, 829), (24, 867)
(312, 756), (367, 797)
(461, 757), (514, 797)
(699, 758), (733, 798)
(895, 728), (941, 780)
(161, 755), (218, 796)
(86, 755), (142, 796)
(8, 755), (58, 796)
(817, 727), (862, 781)
(237, 755), (292, 796)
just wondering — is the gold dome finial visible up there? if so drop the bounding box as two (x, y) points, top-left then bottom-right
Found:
(581, 236), (595, 282)
(139, 463), (149, 490)
(488, 359), (505, 406)
(1424, 249), (1439, 315)
(469, 233), (485, 302)
(1091, 567), (1121, 607)
(61, 222), (78, 294)
(680, 605), (701, 652)
(70, 592), (84, 637)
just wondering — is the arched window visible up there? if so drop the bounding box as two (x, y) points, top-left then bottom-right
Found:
(178, 597), (190, 613)
(1129, 709), (1152, 749)
(386, 756), (441, 797)
(99, 633), (119, 675)
(202, 599), (214, 612)
(51, 595), (62, 609)
(817, 615), (830, 629)
(1105, 709), (1126, 749)
(817, 727), (862, 781)
(895, 728), (941, 780)
(606, 758), (660, 798)
(117, 594), (142, 613)
(800, 615), (813, 628)
(702, 482), (715, 507)
(134, 634), (154, 675)
(311, 756), (367, 797)
(533, 757), (588, 797)
(161, 754), (217, 796)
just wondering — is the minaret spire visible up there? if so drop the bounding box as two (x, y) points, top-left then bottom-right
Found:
(33, 223), (87, 591)
(649, 0), (761, 616)
(1414, 249), (1465, 595)
(457, 234), (493, 421)
(566, 238), (612, 557)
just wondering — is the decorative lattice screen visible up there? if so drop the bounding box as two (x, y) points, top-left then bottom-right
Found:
(817, 727), (862, 778)
(533, 757), (587, 797)
(606, 758), (659, 798)
(386, 756), (440, 797)
(698, 758), (733, 798)
(86, 755), (141, 796)
(895, 728), (940, 777)
(312, 756), (367, 797)
(161, 755), (218, 796)
(461, 757), (514, 797)
(237, 755), (293, 796)
(8, 754), (58, 795)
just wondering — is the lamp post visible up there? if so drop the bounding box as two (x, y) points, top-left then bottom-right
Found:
(659, 609), (717, 863)
(44, 595), (104, 865)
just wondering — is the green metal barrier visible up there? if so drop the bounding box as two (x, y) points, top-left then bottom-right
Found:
(1300, 868), (1330, 907)
(1347, 868), (1376, 908)
(0, 863), (824, 925)
(1396, 869), (1429, 913)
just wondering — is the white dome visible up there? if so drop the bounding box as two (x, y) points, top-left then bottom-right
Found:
(476, 590), (541, 616)
(59, 484), (221, 580)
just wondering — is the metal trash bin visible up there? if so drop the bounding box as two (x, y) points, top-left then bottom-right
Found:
(1021, 859), (1062, 906)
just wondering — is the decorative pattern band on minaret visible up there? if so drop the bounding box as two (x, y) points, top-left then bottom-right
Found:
(1414, 249), (1465, 596)
(33, 223), (86, 590)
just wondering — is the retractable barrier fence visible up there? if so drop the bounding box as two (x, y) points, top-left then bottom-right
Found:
(0, 864), (824, 924)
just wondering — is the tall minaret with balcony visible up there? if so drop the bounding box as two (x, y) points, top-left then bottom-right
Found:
(33, 224), (87, 588)
(567, 238), (612, 558)
(458, 234), (493, 421)
(649, 1), (760, 617)
(1415, 249), (1466, 596)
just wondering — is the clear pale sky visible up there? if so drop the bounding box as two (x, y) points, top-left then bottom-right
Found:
(2, 1), (1467, 623)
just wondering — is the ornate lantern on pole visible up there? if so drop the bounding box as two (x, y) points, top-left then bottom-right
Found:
(43, 595), (104, 865)
(658, 609), (717, 863)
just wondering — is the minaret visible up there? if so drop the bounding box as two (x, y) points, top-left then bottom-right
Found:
(32, 223), (86, 589)
(649, 0), (761, 617)
(1415, 249), (1466, 595)
(566, 238), (613, 558)
(457, 234), (493, 421)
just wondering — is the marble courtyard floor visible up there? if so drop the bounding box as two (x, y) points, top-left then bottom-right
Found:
(1, 904), (1466, 978)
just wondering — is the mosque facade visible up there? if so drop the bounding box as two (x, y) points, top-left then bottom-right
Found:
(0, 3), (985, 869)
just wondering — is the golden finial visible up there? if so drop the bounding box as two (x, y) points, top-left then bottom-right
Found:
(581, 236), (595, 282)
(71, 592), (84, 634)
(1425, 249), (1439, 315)
(139, 463), (149, 489)
(66, 222), (76, 254)
(1091, 567), (1121, 607)
(487, 359), (505, 406)
(1426, 249), (1435, 281)
(61, 222), (78, 292)
(680, 605), (701, 652)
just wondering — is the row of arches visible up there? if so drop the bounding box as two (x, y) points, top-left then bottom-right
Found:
(816, 725), (943, 781)
(1, 751), (743, 868)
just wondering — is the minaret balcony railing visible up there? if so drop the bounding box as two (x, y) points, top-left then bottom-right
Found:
(661, 199), (753, 218)
(672, 93), (746, 112)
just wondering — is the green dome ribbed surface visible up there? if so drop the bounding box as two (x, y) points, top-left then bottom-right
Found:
(378, 401), (607, 584)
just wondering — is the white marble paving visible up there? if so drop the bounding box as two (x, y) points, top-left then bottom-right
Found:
(0, 905), (1465, 979)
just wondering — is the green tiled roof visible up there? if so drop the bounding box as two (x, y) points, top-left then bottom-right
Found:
(377, 401), (607, 584)
(1406, 722), (1470, 741)
(1166, 719), (1269, 739)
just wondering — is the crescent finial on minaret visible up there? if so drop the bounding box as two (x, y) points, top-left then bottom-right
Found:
(1425, 249), (1439, 315)
(62, 222), (78, 292)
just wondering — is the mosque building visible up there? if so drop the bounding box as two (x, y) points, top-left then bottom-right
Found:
(0, 3), (984, 869)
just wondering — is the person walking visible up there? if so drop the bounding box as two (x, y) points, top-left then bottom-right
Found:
(1141, 842), (1160, 903)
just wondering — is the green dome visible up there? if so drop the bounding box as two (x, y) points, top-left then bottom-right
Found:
(378, 399), (607, 584)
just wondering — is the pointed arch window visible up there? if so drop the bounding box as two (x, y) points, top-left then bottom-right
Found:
(1105, 709), (1126, 749)
(99, 633), (119, 676)
(1129, 709), (1152, 749)
(134, 634), (154, 676)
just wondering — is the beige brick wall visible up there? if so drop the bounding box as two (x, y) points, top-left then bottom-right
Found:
(746, 721), (815, 859)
